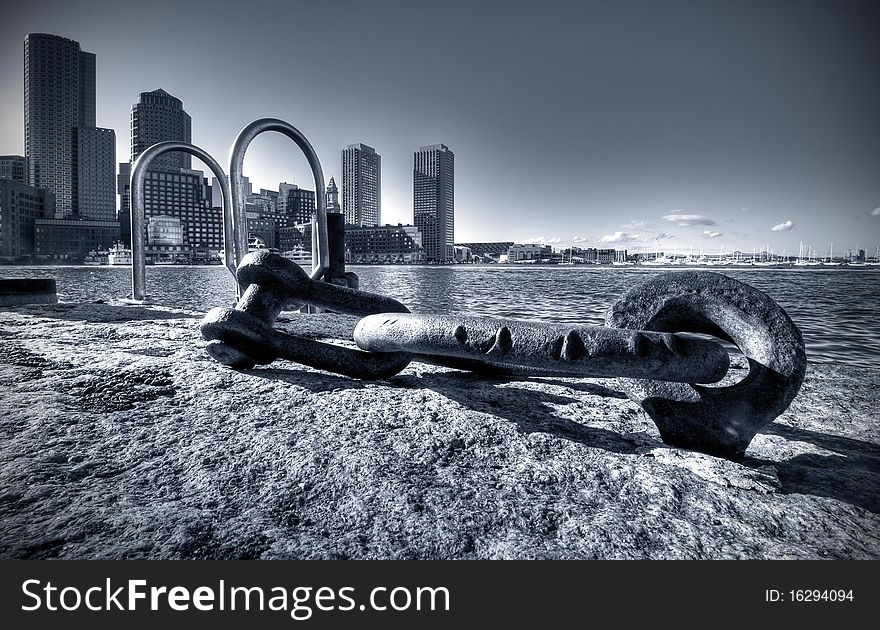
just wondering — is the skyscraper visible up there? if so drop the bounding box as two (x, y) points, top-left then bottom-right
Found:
(129, 89), (221, 256)
(24, 33), (99, 215)
(130, 89), (192, 170)
(413, 144), (454, 262)
(74, 127), (116, 221)
(342, 143), (381, 226)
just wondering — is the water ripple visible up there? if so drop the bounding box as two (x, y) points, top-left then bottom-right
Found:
(4, 265), (878, 368)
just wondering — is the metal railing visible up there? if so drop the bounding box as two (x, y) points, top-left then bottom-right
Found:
(129, 118), (329, 301)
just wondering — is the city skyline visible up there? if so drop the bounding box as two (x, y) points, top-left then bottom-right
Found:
(1, 0), (878, 253)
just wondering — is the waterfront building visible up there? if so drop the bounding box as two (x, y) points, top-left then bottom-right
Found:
(74, 126), (116, 220)
(280, 185), (315, 227)
(117, 162), (131, 244)
(139, 169), (222, 254)
(278, 222), (424, 263)
(453, 245), (472, 262)
(276, 183), (298, 223)
(342, 144), (381, 226)
(246, 214), (277, 249)
(145, 215), (186, 261)
(454, 242), (514, 261)
(33, 217), (119, 261)
(213, 175), (250, 208)
(147, 215), (184, 246)
(0, 179), (55, 258)
(0, 155), (27, 183)
(596, 248), (616, 263)
(633, 251), (665, 262)
(241, 188), (276, 217)
(25, 33), (108, 216)
(413, 144), (454, 262)
(277, 223), (311, 253)
(129, 89), (221, 256)
(508, 243), (552, 261)
(345, 224), (424, 263)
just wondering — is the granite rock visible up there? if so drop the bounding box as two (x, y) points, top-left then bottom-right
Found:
(0, 302), (876, 559)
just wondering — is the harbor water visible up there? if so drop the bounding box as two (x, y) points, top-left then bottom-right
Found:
(2, 264), (878, 368)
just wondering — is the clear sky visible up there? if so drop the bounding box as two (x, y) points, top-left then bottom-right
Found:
(1, 0), (878, 254)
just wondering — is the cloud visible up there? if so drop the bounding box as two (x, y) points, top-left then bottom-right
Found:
(771, 220), (795, 232)
(871, 207), (880, 216)
(661, 213), (717, 226)
(741, 208), (750, 212)
(523, 236), (561, 244)
(703, 230), (723, 238)
(600, 231), (639, 243)
(571, 235), (589, 243)
(621, 220), (647, 229)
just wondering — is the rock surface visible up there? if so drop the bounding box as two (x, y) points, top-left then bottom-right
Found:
(0, 302), (877, 559)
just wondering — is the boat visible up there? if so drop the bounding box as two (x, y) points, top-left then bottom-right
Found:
(559, 246), (575, 265)
(280, 245), (312, 267)
(107, 243), (132, 266)
(83, 250), (107, 265)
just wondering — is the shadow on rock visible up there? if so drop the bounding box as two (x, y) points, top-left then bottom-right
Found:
(9, 303), (194, 323)
(397, 370), (642, 455)
(538, 378), (629, 399)
(749, 423), (880, 513)
(244, 366), (368, 393)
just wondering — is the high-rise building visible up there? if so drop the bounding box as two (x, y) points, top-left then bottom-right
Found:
(130, 89), (192, 170)
(24, 33), (100, 215)
(74, 127), (116, 221)
(0, 156), (27, 183)
(413, 144), (454, 262)
(129, 89), (221, 257)
(342, 143), (381, 226)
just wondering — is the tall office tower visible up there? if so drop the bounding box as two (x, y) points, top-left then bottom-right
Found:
(413, 144), (454, 262)
(130, 89), (192, 170)
(342, 143), (381, 226)
(24, 33), (97, 215)
(0, 156), (28, 183)
(325, 176), (341, 213)
(129, 89), (220, 256)
(74, 127), (116, 220)
(117, 161), (131, 245)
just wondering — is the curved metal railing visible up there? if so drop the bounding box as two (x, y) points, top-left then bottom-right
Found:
(229, 118), (328, 281)
(129, 118), (329, 301)
(130, 141), (235, 301)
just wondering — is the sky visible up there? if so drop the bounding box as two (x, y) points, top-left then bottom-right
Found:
(1, 0), (878, 254)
